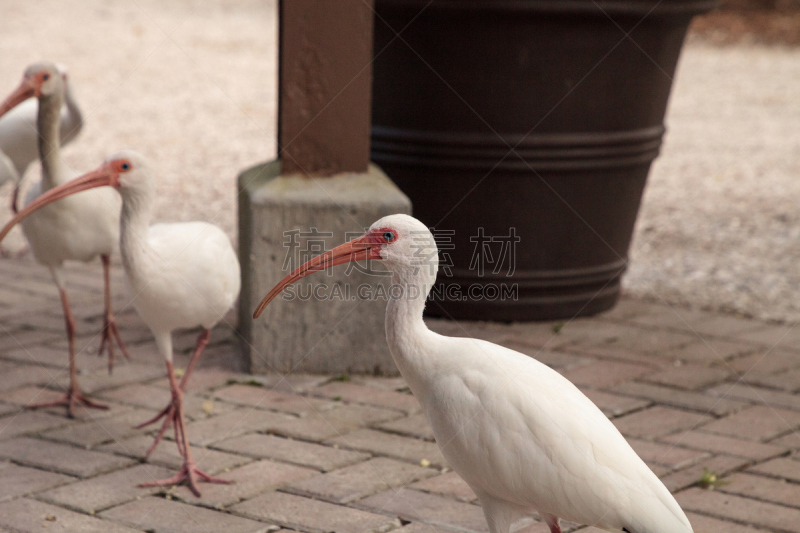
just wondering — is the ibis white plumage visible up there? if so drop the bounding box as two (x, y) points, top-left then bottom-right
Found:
(0, 151), (241, 496)
(0, 62), (126, 416)
(253, 214), (693, 533)
(0, 63), (83, 211)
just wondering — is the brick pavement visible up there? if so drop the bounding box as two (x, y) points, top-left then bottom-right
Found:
(1, 256), (800, 532)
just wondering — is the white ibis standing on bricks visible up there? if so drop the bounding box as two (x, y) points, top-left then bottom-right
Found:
(0, 151), (241, 496)
(253, 214), (693, 533)
(0, 63), (83, 212)
(0, 62), (126, 416)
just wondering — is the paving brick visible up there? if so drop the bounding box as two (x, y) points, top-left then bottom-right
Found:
(0, 437), (134, 477)
(560, 360), (654, 389)
(238, 404), (401, 443)
(54, 363), (166, 394)
(327, 429), (447, 468)
(313, 381), (423, 414)
(718, 471), (800, 508)
(613, 406), (712, 439)
(103, 496), (271, 533)
(729, 348), (800, 375)
(701, 405), (800, 441)
(99, 383), (235, 421)
(214, 383), (335, 415)
(0, 328), (62, 352)
(642, 364), (731, 390)
(661, 455), (751, 492)
(355, 376), (410, 392)
(214, 433), (369, 471)
(231, 491), (397, 533)
(613, 381), (746, 416)
(745, 367), (800, 392)
(0, 386), (125, 421)
(99, 434), (250, 473)
(357, 487), (487, 532)
(0, 461), (72, 502)
(0, 343), (108, 372)
(171, 459), (316, 508)
(749, 457), (800, 482)
(41, 407), (158, 448)
(376, 413), (435, 441)
(627, 437), (709, 473)
(286, 457), (437, 504)
(501, 342), (590, 370)
(663, 338), (756, 364)
(688, 315), (768, 338)
(0, 362), (61, 392)
(578, 388), (650, 418)
(684, 512), (765, 533)
(38, 463), (174, 513)
(660, 430), (787, 460)
(0, 409), (73, 439)
(626, 306), (717, 332)
(222, 373), (329, 394)
(737, 324), (800, 349)
(676, 487), (800, 532)
(706, 382), (800, 412)
(769, 432), (800, 450)
(570, 324), (697, 356)
(394, 523), (456, 533)
(408, 471), (478, 503)
(0, 497), (140, 533)
(185, 408), (304, 446)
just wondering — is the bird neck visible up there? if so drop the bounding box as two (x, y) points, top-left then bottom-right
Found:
(60, 84), (83, 145)
(385, 272), (436, 382)
(119, 188), (156, 284)
(37, 92), (66, 189)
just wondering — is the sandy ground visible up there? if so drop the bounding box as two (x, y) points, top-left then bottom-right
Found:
(0, 1), (798, 322)
(629, 43), (800, 323)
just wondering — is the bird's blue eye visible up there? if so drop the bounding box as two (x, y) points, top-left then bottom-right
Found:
(121, 163), (131, 171)
(383, 231), (395, 242)
(42, 73), (50, 81)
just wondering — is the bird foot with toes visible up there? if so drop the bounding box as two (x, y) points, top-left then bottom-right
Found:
(28, 386), (108, 418)
(139, 460), (231, 497)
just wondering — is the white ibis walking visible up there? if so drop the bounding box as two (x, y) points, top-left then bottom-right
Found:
(0, 63), (83, 212)
(0, 151), (241, 496)
(0, 62), (127, 416)
(254, 214), (693, 533)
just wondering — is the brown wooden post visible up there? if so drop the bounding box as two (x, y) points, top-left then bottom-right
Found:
(279, 0), (373, 176)
(238, 0), (411, 375)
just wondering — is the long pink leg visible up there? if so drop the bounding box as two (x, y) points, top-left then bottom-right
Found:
(138, 359), (231, 497)
(137, 329), (211, 458)
(98, 254), (130, 374)
(28, 288), (108, 417)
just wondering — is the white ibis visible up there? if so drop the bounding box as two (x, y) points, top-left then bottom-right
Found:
(0, 62), (126, 416)
(0, 151), (241, 496)
(0, 63), (83, 212)
(253, 214), (693, 533)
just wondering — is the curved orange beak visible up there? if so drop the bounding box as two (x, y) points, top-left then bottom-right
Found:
(252, 233), (383, 319)
(0, 163), (119, 242)
(0, 76), (36, 118)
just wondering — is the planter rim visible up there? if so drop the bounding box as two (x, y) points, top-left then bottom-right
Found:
(375, 0), (717, 16)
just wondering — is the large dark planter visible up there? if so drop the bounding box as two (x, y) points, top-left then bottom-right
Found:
(371, 0), (715, 321)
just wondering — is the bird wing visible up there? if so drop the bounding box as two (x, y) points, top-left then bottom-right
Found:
(128, 222), (240, 331)
(424, 336), (692, 533)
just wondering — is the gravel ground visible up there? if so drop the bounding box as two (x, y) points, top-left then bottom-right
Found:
(628, 42), (800, 323)
(1, 1), (798, 323)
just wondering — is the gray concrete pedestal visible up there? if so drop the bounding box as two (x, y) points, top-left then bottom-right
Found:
(237, 160), (411, 375)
